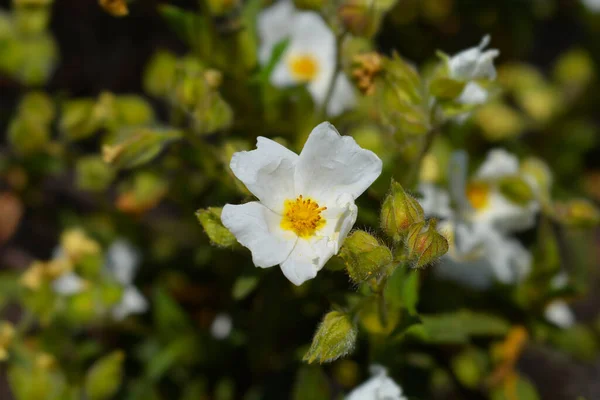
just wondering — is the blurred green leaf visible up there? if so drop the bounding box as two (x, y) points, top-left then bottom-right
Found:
(292, 366), (331, 400)
(196, 207), (237, 247)
(232, 275), (259, 300)
(85, 351), (124, 400)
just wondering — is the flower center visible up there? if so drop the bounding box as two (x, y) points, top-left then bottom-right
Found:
(466, 182), (490, 210)
(288, 54), (320, 82)
(281, 195), (326, 238)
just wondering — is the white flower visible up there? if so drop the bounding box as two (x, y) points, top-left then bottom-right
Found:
(581, 0), (600, 12)
(544, 300), (575, 329)
(52, 272), (87, 295)
(346, 366), (406, 400)
(448, 35), (499, 106)
(258, 0), (356, 116)
(105, 240), (148, 320)
(221, 122), (382, 286)
(210, 313), (233, 340)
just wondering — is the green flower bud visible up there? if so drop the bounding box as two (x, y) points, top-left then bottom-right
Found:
(13, 5), (50, 36)
(339, 230), (392, 283)
(60, 98), (102, 141)
(303, 311), (357, 364)
(498, 175), (535, 206)
(107, 95), (155, 130)
(18, 91), (55, 123)
(406, 220), (449, 268)
(380, 181), (424, 241)
(85, 351), (125, 400)
(76, 156), (115, 192)
(554, 199), (600, 228)
(8, 115), (50, 155)
(196, 207), (237, 247)
(191, 92), (233, 135)
(143, 50), (178, 98)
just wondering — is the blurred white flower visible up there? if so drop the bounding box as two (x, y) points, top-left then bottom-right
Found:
(544, 300), (575, 329)
(52, 272), (87, 295)
(258, 0), (356, 116)
(448, 35), (499, 106)
(346, 366), (406, 400)
(105, 240), (148, 320)
(210, 313), (233, 340)
(222, 122), (382, 286)
(581, 0), (600, 12)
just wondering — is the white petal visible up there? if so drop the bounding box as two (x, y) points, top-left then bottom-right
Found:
(346, 366), (406, 400)
(52, 272), (86, 295)
(105, 239), (140, 286)
(484, 229), (531, 284)
(448, 36), (499, 81)
(472, 190), (537, 232)
(418, 183), (453, 220)
(457, 82), (489, 105)
(544, 301), (575, 329)
(582, 0), (600, 12)
(210, 313), (233, 340)
(221, 202), (297, 268)
(280, 236), (334, 285)
(476, 148), (520, 179)
(319, 193), (358, 253)
(325, 73), (357, 117)
(112, 286), (148, 321)
(257, 0), (295, 64)
(230, 137), (298, 213)
(295, 122), (382, 202)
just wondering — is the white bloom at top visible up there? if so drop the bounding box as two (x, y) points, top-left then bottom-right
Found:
(346, 366), (407, 400)
(258, 0), (356, 116)
(447, 36), (499, 106)
(221, 122), (382, 286)
(105, 240), (148, 321)
(581, 0), (600, 12)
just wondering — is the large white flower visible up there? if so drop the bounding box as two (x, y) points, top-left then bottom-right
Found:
(258, 0), (356, 116)
(105, 240), (148, 321)
(346, 366), (407, 400)
(448, 35), (499, 106)
(221, 122), (382, 286)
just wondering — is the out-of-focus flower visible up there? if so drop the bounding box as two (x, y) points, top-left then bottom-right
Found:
(447, 35), (499, 106)
(0, 322), (15, 361)
(257, 0), (356, 116)
(346, 365), (407, 400)
(581, 0), (600, 12)
(52, 272), (88, 295)
(352, 52), (383, 96)
(221, 122), (382, 285)
(61, 229), (101, 262)
(105, 240), (148, 321)
(21, 259), (72, 291)
(544, 301), (575, 329)
(210, 313), (233, 340)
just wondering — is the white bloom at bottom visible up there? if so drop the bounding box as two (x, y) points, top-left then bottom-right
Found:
(112, 286), (148, 321)
(544, 300), (575, 329)
(346, 366), (406, 400)
(210, 313), (233, 340)
(222, 122), (382, 286)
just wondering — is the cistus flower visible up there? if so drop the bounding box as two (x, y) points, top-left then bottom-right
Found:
(346, 365), (407, 400)
(257, 0), (356, 116)
(447, 35), (499, 106)
(221, 122), (382, 285)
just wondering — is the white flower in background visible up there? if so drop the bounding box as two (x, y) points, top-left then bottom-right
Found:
(581, 0), (600, 12)
(448, 35), (499, 105)
(221, 122), (382, 286)
(419, 149), (537, 289)
(544, 301), (575, 329)
(210, 313), (233, 340)
(258, 0), (356, 116)
(105, 240), (148, 320)
(52, 272), (87, 295)
(346, 366), (407, 400)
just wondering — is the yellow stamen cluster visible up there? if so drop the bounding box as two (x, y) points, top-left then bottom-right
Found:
(352, 52), (383, 96)
(288, 54), (320, 82)
(466, 181), (490, 210)
(281, 195), (326, 238)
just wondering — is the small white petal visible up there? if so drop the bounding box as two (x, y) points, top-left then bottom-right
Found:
(545, 301), (576, 329)
(230, 137), (298, 213)
(280, 236), (334, 286)
(106, 239), (140, 286)
(320, 193), (358, 253)
(112, 286), (148, 321)
(325, 73), (357, 117)
(476, 149), (520, 179)
(457, 81), (489, 105)
(448, 36), (499, 81)
(257, 0), (295, 63)
(221, 202), (297, 268)
(419, 183), (453, 220)
(295, 122), (383, 202)
(210, 313), (233, 340)
(52, 272), (86, 295)
(346, 366), (406, 400)
(485, 228), (531, 284)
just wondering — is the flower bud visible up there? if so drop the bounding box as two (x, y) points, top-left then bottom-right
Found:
(303, 311), (357, 364)
(339, 230), (393, 283)
(498, 175), (535, 206)
(352, 52), (383, 96)
(8, 116), (50, 156)
(380, 181), (424, 241)
(197, 207), (238, 247)
(554, 199), (600, 228)
(338, 0), (391, 38)
(143, 50), (177, 98)
(85, 351), (125, 400)
(406, 220), (449, 268)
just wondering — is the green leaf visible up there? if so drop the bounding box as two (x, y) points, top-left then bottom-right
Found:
(232, 275), (259, 300)
(490, 375), (540, 400)
(196, 207), (238, 247)
(292, 366), (331, 400)
(153, 288), (193, 340)
(85, 351), (125, 400)
(158, 5), (204, 47)
(385, 267), (420, 315)
(429, 77), (466, 99)
(146, 336), (195, 381)
(252, 38), (290, 84)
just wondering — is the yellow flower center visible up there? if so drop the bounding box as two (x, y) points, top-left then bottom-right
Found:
(466, 182), (490, 210)
(288, 54), (320, 82)
(281, 195), (326, 238)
